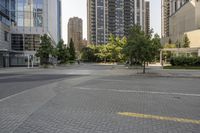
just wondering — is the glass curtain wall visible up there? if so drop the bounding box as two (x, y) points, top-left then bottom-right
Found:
(12, 33), (41, 51)
(11, 0), (43, 27)
(24, 34), (40, 51)
(11, 0), (43, 51)
(0, 0), (10, 26)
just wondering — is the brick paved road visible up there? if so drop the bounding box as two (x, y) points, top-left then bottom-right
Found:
(0, 64), (200, 133)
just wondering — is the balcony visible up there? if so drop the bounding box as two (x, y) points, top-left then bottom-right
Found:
(0, 4), (9, 19)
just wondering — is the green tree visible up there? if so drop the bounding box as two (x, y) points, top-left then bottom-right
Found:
(163, 43), (177, 60)
(119, 37), (127, 62)
(123, 25), (158, 73)
(57, 39), (70, 64)
(164, 43), (176, 48)
(100, 34), (127, 63)
(81, 35), (127, 63)
(151, 34), (162, 61)
(107, 34), (117, 62)
(81, 45), (99, 62)
(35, 34), (54, 65)
(69, 38), (76, 60)
(175, 40), (181, 48)
(183, 34), (190, 48)
(168, 38), (172, 44)
(96, 44), (111, 62)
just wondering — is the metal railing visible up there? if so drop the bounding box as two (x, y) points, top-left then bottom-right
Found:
(0, 4), (9, 17)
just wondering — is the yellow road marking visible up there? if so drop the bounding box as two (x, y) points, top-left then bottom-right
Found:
(118, 112), (200, 124)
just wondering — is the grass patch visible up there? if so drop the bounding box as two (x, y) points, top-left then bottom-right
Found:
(164, 66), (200, 70)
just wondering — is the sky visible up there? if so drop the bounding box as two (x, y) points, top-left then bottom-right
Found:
(61, 0), (161, 44)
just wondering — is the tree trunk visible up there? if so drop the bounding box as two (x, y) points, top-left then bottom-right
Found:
(143, 61), (146, 74)
(130, 56), (133, 66)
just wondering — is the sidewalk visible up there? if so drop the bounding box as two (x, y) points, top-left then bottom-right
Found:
(0, 67), (41, 74)
(1, 64), (200, 78)
(145, 65), (200, 78)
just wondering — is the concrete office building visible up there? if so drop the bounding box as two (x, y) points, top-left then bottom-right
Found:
(169, 0), (200, 48)
(0, 0), (62, 67)
(162, 0), (200, 48)
(68, 17), (83, 54)
(87, 0), (147, 45)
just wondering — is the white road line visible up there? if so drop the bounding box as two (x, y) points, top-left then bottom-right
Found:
(77, 87), (200, 97)
(0, 89), (31, 102)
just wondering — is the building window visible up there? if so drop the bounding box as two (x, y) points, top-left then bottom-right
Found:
(11, 0), (44, 27)
(4, 31), (8, 41)
(24, 34), (40, 51)
(175, 2), (177, 11)
(11, 34), (24, 51)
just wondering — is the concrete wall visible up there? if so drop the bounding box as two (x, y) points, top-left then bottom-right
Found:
(169, 0), (200, 47)
(196, 0), (200, 29)
(186, 29), (200, 48)
(0, 22), (10, 50)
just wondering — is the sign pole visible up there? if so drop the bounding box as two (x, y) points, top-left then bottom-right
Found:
(27, 55), (30, 69)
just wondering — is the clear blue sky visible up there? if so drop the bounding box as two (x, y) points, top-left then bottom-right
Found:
(62, 0), (161, 43)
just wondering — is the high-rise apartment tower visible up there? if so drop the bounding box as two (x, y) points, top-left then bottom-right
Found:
(161, 0), (170, 37)
(68, 17), (83, 54)
(87, 0), (147, 45)
(145, 0), (150, 34)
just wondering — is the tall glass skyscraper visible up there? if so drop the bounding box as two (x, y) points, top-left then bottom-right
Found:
(0, 0), (62, 67)
(10, 0), (43, 27)
(10, 0), (44, 51)
(11, 0), (62, 51)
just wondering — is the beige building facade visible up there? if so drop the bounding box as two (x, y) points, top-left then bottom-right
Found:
(68, 17), (83, 53)
(166, 0), (200, 48)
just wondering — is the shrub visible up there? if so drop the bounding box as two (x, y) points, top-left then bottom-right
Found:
(170, 57), (200, 66)
(69, 60), (75, 64)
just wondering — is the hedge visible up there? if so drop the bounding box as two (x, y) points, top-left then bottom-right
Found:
(170, 57), (200, 66)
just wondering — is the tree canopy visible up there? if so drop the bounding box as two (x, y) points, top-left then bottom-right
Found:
(81, 45), (99, 62)
(57, 39), (70, 64)
(80, 25), (161, 73)
(95, 35), (127, 62)
(183, 34), (190, 48)
(69, 38), (76, 60)
(36, 34), (54, 65)
(123, 25), (161, 73)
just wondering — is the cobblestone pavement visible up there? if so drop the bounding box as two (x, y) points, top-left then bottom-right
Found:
(0, 64), (200, 133)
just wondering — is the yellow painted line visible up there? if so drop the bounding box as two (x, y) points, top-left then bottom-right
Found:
(118, 112), (200, 125)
